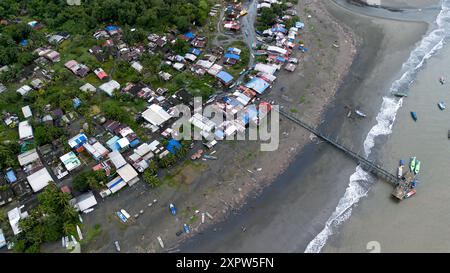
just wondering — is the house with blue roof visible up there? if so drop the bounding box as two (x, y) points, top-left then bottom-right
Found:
(189, 48), (202, 56)
(216, 71), (234, 86)
(5, 169), (17, 183)
(68, 133), (88, 150)
(183, 32), (196, 40)
(245, 77), (270, 94)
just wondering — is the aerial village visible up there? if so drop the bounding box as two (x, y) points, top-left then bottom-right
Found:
(0, 0), (305, 251)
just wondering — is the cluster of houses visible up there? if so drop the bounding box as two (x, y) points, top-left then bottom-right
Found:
(223, 3), (247, 31)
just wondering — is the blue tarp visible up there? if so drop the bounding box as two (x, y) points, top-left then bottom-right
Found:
(109, 178), (124, 189)
(240, 105), (258, 125)
(215, 130), (224, 139)
(6, 170), (17, 183)
(73, 98), (81, 108)
(106, 136), (120, 151)
(19, 39), (28, 46)
(271, 27), (287, 33)
(216, 71), (234, 84)
(189, 48), (202, 56)
(295, 22), (305, 29)
(105, 25), (119, 32)
(166, 139), (182, 154)
(276, 56), (286, 63)
(184, 32), (195, 40)
(130, 139), (140, 148)
(224, 53), (240, 60)
(245, 77), (270, 94)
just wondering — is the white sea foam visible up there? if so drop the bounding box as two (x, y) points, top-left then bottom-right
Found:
(305, 0), (450, 253)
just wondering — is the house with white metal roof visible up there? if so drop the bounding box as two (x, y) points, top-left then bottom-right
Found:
(26, 167), (53, 192)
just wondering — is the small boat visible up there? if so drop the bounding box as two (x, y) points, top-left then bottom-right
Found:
(439, 76), (445, 85)
(438, 101), (446, 110)
(116, 211), (127, 223)
(183, 223), (191, 234)
(405, 189), (417, 199)
(120, 209), (131, 219)
(411, 111), (417, 121)
(410, 157), (416, 172)
(114, 241), (121, 252)
(157, 236), (164, 248)
(398, 165), (403, 178)
(355, 110), (367, 118)
(393, 92), (408, 98)
(414, 160), (421, 174)
(169, 203), (176, 216)
(448, 130), (450, 139)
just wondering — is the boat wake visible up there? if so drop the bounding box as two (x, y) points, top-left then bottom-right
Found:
(305, 0), (450, 253)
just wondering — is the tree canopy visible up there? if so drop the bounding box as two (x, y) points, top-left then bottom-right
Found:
(15, 183), (80, 253)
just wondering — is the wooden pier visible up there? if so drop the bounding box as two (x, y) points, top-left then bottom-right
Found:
(278, 109), (400, 185)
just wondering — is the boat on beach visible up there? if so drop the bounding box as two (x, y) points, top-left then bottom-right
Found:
(411, 111), (417, 121)
(438, 101), (446, 110)
(394, 92), (408, 97)
(355, 109), (367, 118)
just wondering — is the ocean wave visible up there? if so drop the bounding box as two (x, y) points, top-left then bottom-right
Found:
(305, 0), (450, 253)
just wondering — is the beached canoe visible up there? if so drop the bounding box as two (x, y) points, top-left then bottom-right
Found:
(169, 203), (176, 216)
(438, 101), (446, 110)
(394, 92), (408, 97)
(410, 157), (416, 172)
(414, 160), (421, 174)
(355, 110), (367, 118)
(411, 111), (417, 121)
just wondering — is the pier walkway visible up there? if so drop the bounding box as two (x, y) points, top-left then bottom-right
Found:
(278, 109), (399, 185)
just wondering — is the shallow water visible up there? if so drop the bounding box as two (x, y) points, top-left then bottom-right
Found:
(323, 3), (450, 252)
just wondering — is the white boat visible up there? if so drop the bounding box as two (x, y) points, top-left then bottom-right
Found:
(355, 110), (367, 118)
(397, 165), (403, 178)
(114, 241), (121, 252)
(157, 236), (164, 248)
(121, 209), (131, 219)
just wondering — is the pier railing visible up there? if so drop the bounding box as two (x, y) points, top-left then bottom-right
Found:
(278, 109), (399, 185)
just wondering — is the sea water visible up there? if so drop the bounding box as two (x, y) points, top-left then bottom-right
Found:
(306, 0), (450, 253)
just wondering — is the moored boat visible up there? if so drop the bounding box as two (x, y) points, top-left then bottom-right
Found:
(410, 157), (416, 172)
(394, 92), (408, 98)
(411, 111), (417, 121)
(405, 189), (417, 199)
(439, 76), (445, 85)
(169, 203), (176, 216)
(438, 101), (446, 110)
(414, 160), (421, 174)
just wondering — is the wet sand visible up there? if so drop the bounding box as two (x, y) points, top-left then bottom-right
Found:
(179, 1), (429, 253)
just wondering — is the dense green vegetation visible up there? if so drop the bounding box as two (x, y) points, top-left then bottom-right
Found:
(72, 170), (108, 192)
(1, 0), (211, 35)
(225, 40), (250, 78)
(14, 183), (80, 253)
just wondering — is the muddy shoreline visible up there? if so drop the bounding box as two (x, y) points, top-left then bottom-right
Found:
(178, 1), (430, 253)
